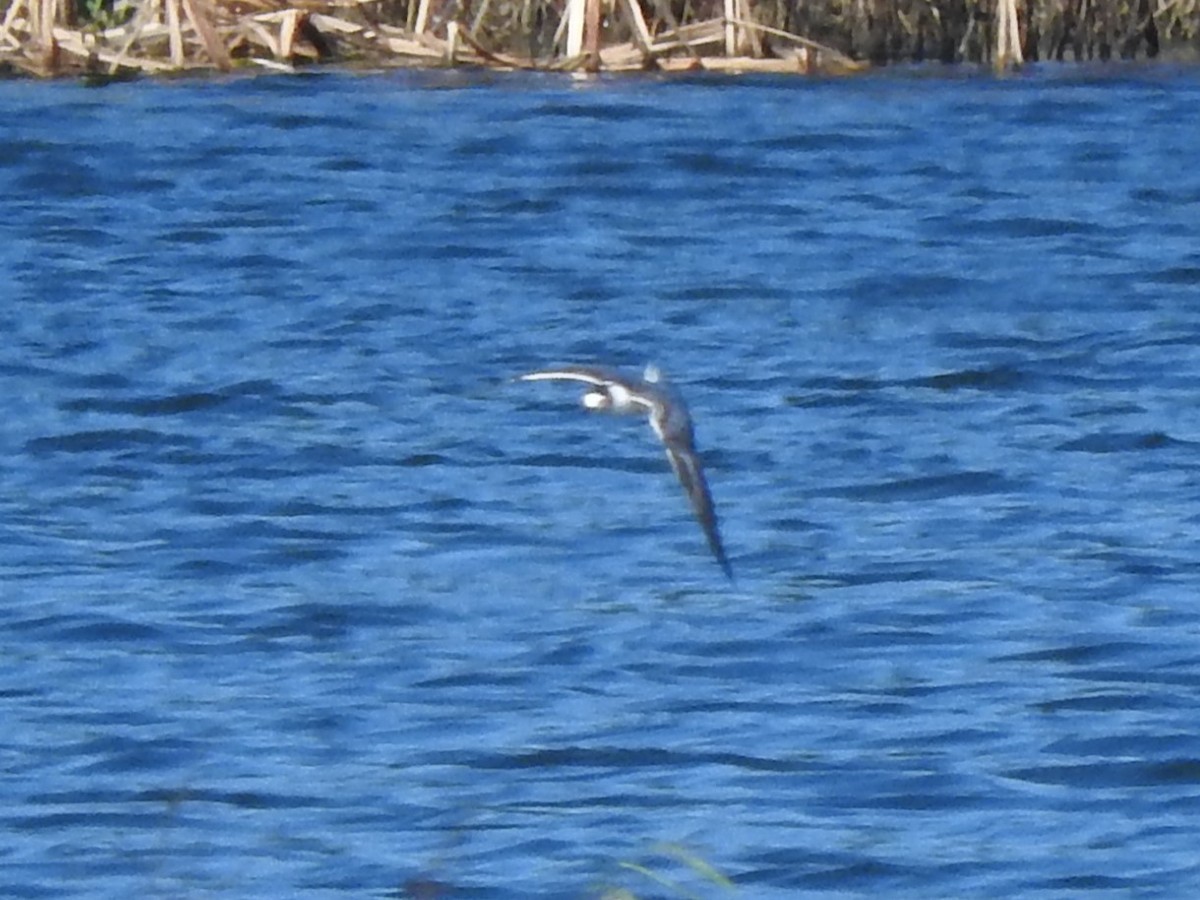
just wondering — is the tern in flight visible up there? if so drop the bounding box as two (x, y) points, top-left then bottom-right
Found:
(516, 364), (732, 579)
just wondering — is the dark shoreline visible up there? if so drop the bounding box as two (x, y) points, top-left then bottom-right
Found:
(0, 0), (1196, 81)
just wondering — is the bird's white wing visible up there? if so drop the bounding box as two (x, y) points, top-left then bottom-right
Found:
(519, 367), (657, 413)
(517, 367), (623, 387)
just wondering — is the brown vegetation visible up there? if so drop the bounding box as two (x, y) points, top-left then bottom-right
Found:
(0, 0), (1194, 80)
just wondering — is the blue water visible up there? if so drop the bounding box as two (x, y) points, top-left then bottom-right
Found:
(3, 66), (1200, 898)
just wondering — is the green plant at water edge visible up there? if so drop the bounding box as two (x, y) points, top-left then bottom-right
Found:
(77, 0), (135, 30)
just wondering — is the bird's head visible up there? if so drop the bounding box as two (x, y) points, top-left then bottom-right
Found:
(582, 390), (611, 410)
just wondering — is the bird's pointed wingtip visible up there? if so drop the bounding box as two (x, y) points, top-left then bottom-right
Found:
(699, 515), (734, 582)
(710, 556), (729, 585)
(513, 370), (561, 383)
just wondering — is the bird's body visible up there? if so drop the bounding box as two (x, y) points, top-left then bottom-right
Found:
(516, 364), (732, 579)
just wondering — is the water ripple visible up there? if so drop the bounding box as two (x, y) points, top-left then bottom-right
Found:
(4, 70), (1200, 899)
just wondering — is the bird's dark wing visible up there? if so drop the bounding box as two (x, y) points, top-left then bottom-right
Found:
(662, 440), (733, 580)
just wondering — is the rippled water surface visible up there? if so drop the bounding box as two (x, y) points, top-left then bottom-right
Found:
(3, 66), (1200, 898)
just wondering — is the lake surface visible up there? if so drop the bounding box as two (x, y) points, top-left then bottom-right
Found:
(3, 65), (1200, 898)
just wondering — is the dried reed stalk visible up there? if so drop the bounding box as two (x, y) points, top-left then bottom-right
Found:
(1, 0), (27, 47)
(279, 8), (299, 57)
(646, 0), (701, 58)
(468, 0), (491, 36)
(39, 0), (59, 71)
(617, 0), (653, 52)
(565, 0), (584, 56)
(181, 0), (231, 68)
(414, 0), (433, 33)
(725, 15), (866, 68)
(4, 0), (1190, 79)
(54, 25), (178, 70)
(995, 0), (1023, 68)
(165, 0), (184, 65)
(242, 17), (279, 55)
(584, 0), (599, 68)
(457, 25), (538, 66)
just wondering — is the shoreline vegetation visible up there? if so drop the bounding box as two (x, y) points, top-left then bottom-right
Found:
(0, 0), (1194, 81)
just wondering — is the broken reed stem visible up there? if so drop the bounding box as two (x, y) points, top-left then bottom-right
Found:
(279, 9), (299, 58)
(565, 0), (583, 56)
(40, 0), (60, 71)
(1, 0), (1194, 80)
(995, 0), (1023, 69)
(165, 0), (183, 66)
(468, 0), (491, 36)
(107, 13), (150, 72)
(584, 0), (599, 69)
(413, 0), (432, 33)
(1, 0), (26, 47)
(180, 0), (231, 68)
(725, 15), (866, 68)
(456, 24), (539, 66)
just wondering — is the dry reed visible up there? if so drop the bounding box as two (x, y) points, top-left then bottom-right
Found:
(0, 0), (1194, 79)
